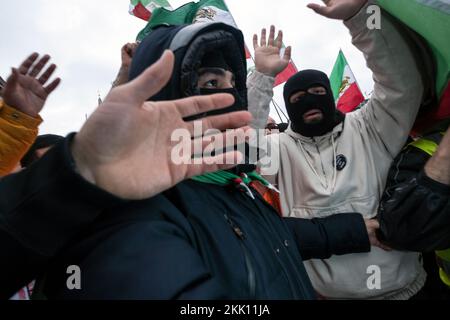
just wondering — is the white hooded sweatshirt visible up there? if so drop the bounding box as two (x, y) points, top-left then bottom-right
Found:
(251, 3), (427, 299)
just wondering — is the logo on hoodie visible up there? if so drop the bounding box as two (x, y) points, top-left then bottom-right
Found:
(336, 154), (347, 171)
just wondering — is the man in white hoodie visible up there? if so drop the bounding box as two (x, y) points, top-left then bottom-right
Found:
(252, 0), (426, 299)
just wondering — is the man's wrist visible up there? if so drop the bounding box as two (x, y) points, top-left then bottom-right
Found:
(0, 101), (43, 126)
(255, 67), (276, 78)
(70, 135), (96, 186)
(424, 151), (450, 185)
(344, 1), (369, 22)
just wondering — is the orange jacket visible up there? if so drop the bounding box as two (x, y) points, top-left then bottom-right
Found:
(0, 100), (42, 176)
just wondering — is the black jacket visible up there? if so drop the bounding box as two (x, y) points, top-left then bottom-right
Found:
(0, 138), (369, 300)
(0, 136), (124, 300)
(377, 130), (450, 252)
(38, 154), (369, 299)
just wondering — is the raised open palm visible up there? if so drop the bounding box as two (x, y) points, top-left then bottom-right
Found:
(253, 26), (292, 77)
(307, 0), (368, 20)
(3, 53), (61, 117)
(72, 50), (252, 200)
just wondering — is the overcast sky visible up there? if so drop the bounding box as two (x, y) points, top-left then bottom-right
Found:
(0, 0), (374, 135)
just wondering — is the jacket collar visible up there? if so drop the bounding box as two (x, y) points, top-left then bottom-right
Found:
(285, 121), (344, 144)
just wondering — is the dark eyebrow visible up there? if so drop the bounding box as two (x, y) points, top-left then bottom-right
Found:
(198, 68), (227, 77)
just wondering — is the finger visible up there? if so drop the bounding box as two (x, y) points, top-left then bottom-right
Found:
(193, 127), (251, 156)
(186, 111), (252, 138)
(175, 93), (235, 118)
(253, 34), (259, 50)
(275, 30), (283, 49)
(125, 43), (136, 56)
(268, 25), (276, 47)
(130, 43), (138, 55)
(38, 64), (57, 85)
(6, 68), (19, 88)
(44, 78), (61, 94)
(260, 28), (267, 47)
(283, 46), (292, 62)
(307, 3), (332, 17)
(3, 68), (20, 97)
(28, 54), (51, 78)
(125, 50), (174, 103)
(18, 53), (39, 75)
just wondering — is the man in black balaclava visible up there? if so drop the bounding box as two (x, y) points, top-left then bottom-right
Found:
(283, 70), (345, 137)
(41, 21), (375, 300)
(255, 0), (426, 300)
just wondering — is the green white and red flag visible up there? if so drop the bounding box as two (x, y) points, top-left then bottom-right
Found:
(378, 0), (450, 132)
(330, 50), (365, 113)
(129, 0), (173, 21)
(134, 0), (297, 87)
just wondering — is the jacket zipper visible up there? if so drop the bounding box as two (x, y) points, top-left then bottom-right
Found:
(224, 214), (256, 299)
(249, 188), (312, 298)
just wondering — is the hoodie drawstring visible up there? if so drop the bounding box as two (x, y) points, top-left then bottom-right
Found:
(297, 139), (329, 190)
(330, 134), (337, 194)
(296, 135), (338, 193)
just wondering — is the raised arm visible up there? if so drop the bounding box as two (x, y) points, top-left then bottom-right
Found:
(247, 26), (291, 129)
(311, 0), (424, 157)
(0, 53), (60, 176)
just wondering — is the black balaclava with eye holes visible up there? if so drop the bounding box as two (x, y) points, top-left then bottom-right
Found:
(196, 50), (245, 118)
(284, 70), (344, 137)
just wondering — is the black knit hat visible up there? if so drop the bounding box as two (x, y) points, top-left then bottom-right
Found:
(199, 51), (230, 71)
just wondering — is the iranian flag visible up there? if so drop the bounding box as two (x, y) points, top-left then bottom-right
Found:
(129, 0), (172, 21)
(136, 0), (297, 87)
(378, 0), (450, 132)
(330, 50), (365, 113)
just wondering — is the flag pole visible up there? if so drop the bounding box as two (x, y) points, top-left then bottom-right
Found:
(272, 99), (289, 122)
(272, 101), (283, 123)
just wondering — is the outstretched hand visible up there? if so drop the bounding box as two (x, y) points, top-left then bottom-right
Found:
(3, 53), (61, 117)
(307, 0), (368, 21)
(72, 50), (252, 200)
(253, 25), (292, 77)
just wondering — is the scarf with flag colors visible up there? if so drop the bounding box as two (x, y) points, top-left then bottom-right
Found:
(131, 0), (297, 87)
(377, 0), (450, 131)
(330, 50), (365, 113)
